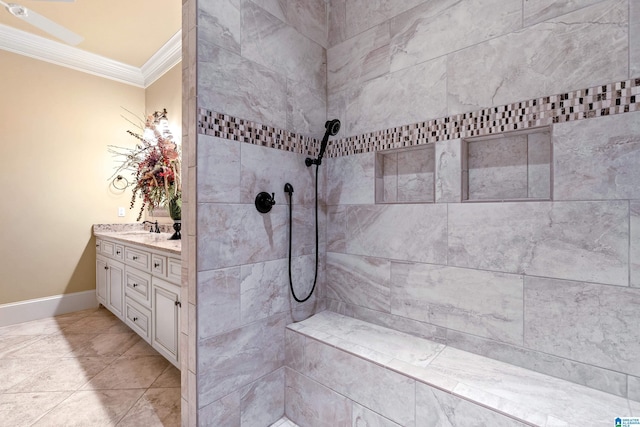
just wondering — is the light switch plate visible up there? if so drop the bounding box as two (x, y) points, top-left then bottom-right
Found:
(118, 207), (126, 217)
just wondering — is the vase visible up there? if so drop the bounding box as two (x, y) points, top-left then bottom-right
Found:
(169, 220), (181, 240)
(167, 197), (181, 240)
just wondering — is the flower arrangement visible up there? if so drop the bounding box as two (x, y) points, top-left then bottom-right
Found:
(109, 109), (181, 221)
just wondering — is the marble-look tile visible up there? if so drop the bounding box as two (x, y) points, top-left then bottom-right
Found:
(347, 204), (448, 264)
(287, 79), (327, 139)
(553, 111), (640, 200)
(379, 152), (397, 203)
(629, 375), (640, 402)
(74, 333), (140, 357)
(285, 329), (305, 372)
(197, 313), (286, 407)
(347, 57), (447, 135)
(303, 339), (415, 425)
(352, 402), (401, 427)
(344, 0), (425, 40)
(632, 201), (640, 288)
(397, 147), (434, 202)
(197, 134), (241, 203)
(240, 368), (285, 427)
(0, 317), (69, 336)
(284, 0), (328, 48)
(0, 335), (40, 358)
(391, 263), (524, 344)
(527, 131), (551, 199)
(240, 256), (317, 325)
(429, 346), (634, 425)
(327, 89), (349, 135)
(416, 383), (526, 427)
(197, 204), (288, 271)
(435, 138), (461, 203)
(198, 0), (241, 53)
(523, 0), (605, 26)
(297, 311), (444, 367)
(198, 391), (241, 427)
(0, 358), (56, 392)
(447, 201), (629, 286)
(10, 357), (112, 393)
(3, 332), (96, 358)
(198, 41), (287, 128)
(152, 364), (181, 388)
(242, 0), (326, 93)
(326, 252), (391, 312)
(32, 389), (144, 427)
(328, 0), (347, 47)
(445, 328), (629, 398)
(327, 22), (390, 94)
(0, 391), (71, 427)
(81, 355), (168, 390)
(524, 276), (640, 376)
(197, 267), (241, 340)
(326, 152), (375, 205)
(447, 0), (628, 115)
(285, 367), (352, 427)
(327, 205), (347, 252)
(389, 0), (521, 72)
(240, 143), (315, 206)
(335, 302), (448, 344)
(632, 0), (640, 77)
(467, 135), (529, 200)
(117, 387), (181, 427)
(250, 0), (286, 21)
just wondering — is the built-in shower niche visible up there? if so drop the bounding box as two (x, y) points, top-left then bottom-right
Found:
(462, 127), (552, 202)
(375, 145), (435, 203)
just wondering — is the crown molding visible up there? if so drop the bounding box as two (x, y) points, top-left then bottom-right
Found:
(0, 24), (181, 88)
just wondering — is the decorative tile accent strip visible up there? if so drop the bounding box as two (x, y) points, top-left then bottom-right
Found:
(197, 78), (640, 158)
(197, 111), (318, 156)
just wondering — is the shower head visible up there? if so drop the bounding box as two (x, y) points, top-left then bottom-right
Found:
(305, 119), (340, 167)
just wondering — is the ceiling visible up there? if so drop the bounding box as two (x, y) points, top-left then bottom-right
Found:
(0, 0), (182, 68)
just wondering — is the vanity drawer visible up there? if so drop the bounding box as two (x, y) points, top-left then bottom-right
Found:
(124, 247), (150, 271)
(151, 254), (166, 277)
(100, 240), (115, 257)
(125, 266), (151, 307)
(125, 298), (151, 342)
(114, 245), (124, 260)
(167, 258), (181, 283)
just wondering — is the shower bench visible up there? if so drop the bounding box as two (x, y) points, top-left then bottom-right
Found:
(284, 311), (638, 426)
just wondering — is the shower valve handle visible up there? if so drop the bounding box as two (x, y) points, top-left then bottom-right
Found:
(255, 192), (276, 213)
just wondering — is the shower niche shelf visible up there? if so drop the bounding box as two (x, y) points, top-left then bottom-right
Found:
(375, 144), (435, 204)
(462, 127), (552, 202)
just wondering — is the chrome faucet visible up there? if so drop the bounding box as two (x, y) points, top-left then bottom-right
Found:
(142, 220), (160, 233)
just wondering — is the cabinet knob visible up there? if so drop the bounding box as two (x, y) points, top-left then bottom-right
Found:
(132, 283), (138, 287)
(154, 262), (160, 268)
(175, 301), (182, 307)
(133, 256), (139, 260)
(116, 250), (121, 255)
(104, 266), (109, 270)
(133, 317), (138, 322)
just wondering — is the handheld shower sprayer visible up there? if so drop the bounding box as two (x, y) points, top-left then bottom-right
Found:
(305, 119), (341, 167)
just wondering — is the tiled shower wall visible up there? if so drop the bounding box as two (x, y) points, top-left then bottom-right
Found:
(192, 0), (329, 425)
(325, 0), (640, 401)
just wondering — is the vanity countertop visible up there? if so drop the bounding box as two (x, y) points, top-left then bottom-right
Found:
(93, 224), (181, 255)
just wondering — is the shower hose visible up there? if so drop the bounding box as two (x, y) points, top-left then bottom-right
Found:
(286, 163), (320, 303)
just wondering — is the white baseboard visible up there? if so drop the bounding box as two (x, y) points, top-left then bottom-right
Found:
(0, 290), (99, 327)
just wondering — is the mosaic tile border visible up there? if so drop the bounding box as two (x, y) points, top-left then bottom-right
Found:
(197, 111), (317, 156)
(197, 78), (640, 157)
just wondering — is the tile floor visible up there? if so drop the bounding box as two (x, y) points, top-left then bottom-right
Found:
(0, 307), (180, 426)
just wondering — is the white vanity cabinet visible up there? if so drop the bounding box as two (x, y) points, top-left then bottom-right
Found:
(95, 235), (181, 368)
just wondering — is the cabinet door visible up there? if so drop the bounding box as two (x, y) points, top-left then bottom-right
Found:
(107, 260), (125, 319)
(152, 278), (180, 367)
(96, 256), (108, 305)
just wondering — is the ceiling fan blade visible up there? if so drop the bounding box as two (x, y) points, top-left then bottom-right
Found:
(4, 2), (83, 45)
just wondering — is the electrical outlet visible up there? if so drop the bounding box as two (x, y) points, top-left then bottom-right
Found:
(118, 207), (126, 217)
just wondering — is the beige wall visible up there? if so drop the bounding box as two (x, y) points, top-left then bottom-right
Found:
(0, 50), (180, 305)
(145, 64), (182, 223)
